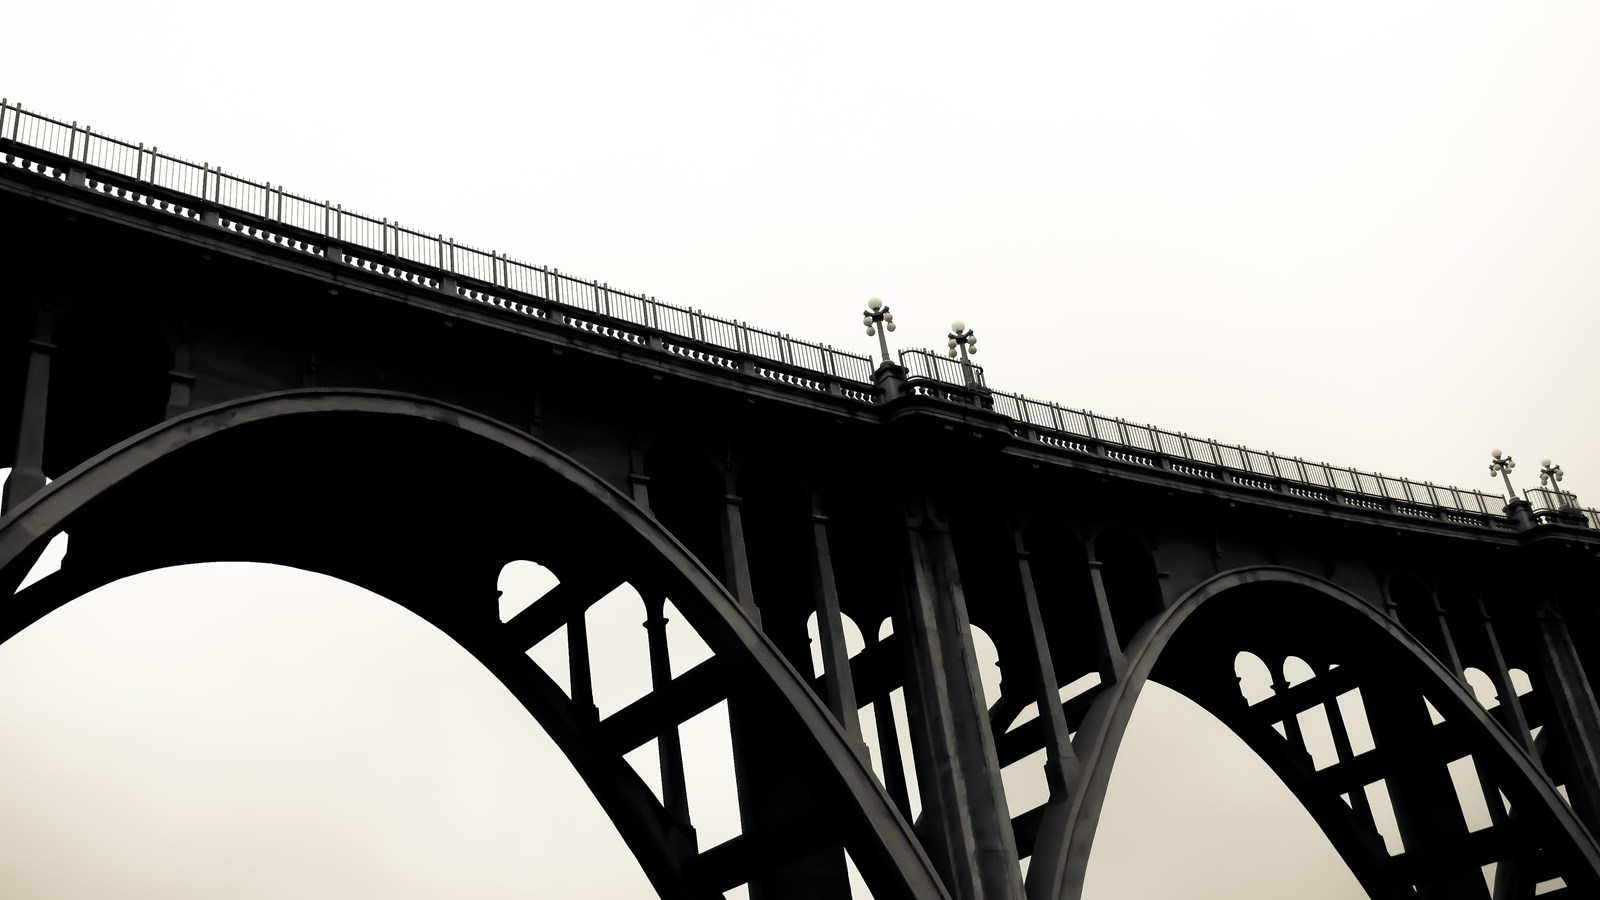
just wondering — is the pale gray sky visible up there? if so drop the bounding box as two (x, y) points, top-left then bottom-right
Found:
(3, 2), (1598, 897)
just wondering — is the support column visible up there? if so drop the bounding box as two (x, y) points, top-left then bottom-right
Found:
(1536, 598), (1600, 833)
(164, 321), (194, 419)
(865, 623), (914, 819)
(896, 489), (1023, 900)
(1319, 675), (1377, 831)
(1362, 686), (1484, 899)
(1013, 531), (1077, 796)
(3, 310), (52, 515)
(1083, 559), (1125, 681)
(719, 470), (758, 622)
(808, 492), (862, 745)
(567, 608), (597, 721)
(1269, 658), (1309, 762)
(627, 452), (694, 832)
(642, 591), (692, 828)
(1473, 597), (1540, 769)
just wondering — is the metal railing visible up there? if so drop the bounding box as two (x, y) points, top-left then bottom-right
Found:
(0, 99), (878, 389)
(2, 96), (1594, 532)
(1524, 488), (1599, 528)
(980, 384), (1523, 524)
(900, 349), (987, 387)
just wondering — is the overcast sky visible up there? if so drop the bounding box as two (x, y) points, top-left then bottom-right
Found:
(3, 2), (1598, 897)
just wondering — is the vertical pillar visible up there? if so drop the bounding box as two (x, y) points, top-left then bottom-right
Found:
(895, 489), (1023, 900)
(3, 309), (52, 515)
(567, 609), (597, 720)
(1425, 595), (1467, 675)
(808, 491), (862, 744)
(627, 448), (693, 831)
(1083, 559), (1126, 681)
(627, 440), (650, 508)
(1269, 658), (1309, 762)
(1319, 678), (1377, 831)
(1536, 598), (1600, 833)
(1472, 597), (1540, 768)
(1012, 530), (1077, 796)
(642, 591), (692, 827)
(164, 317), (194, 419)
(1362, 687), (1484, 899)
(865, 623), (914, 819)
(719, 468), (758, 621)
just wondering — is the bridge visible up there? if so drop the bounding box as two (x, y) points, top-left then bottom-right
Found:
(2, 98), (1598, 899)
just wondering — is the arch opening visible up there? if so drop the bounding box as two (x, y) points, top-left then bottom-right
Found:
(1036, 568), (1600, 900)
(0, 561), (657, 899)
(0, 391), (948, 900)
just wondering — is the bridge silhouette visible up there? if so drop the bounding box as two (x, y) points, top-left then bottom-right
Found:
(2, 98), (1598, 899)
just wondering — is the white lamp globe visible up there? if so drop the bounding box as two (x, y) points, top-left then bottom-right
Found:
(867, 297), (884, 311)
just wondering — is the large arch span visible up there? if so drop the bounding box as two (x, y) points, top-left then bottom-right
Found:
(0, 389), (948, 900)
(1027, 566), (1600, 900)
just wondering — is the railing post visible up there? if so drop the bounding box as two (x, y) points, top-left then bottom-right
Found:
(198, 164), (220, 226)
(65, 121), (86, 187)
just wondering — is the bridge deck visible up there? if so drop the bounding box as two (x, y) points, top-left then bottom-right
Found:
(1, 97), (1592, 534)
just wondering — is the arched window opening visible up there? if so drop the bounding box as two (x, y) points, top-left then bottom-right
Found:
(805, 609), (866, 682)
(496, 559), (560, 622)
(1095, 530), (1162, 648)
(968, 624), (1003, 711)
(1464, 667), (1500, 710)
(1234, 651), (1274, 706)
(582, 582), (653, 719)
(1281, 655), (1316, 688)
(1509, 668), (1534, 697)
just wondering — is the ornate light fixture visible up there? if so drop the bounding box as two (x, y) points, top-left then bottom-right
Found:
(1489, 449), (1518, 500)
(1539, 458), (1571, 509)
(863, 297), (896, 366)
(947, 320), (978, 387)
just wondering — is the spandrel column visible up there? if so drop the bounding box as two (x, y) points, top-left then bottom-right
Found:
(893, 487), (1023, 900)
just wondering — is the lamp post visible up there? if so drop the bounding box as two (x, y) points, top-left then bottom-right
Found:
(1490, 449), (1518, 500)
(863, 297), (896, 367)
(1539, 459), (1570, 509)
(947, 320), (978, 387)
(1491, 449), (1539, 530)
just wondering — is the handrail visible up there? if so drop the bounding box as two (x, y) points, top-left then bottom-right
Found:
(899, 349), (987, 387)
(0, 99), (877, 388)
(1, 96), (1593, 532)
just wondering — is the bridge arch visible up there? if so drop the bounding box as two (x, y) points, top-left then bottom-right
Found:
(0, 389), (947, 900)
(1027, 566), (1600, 900)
